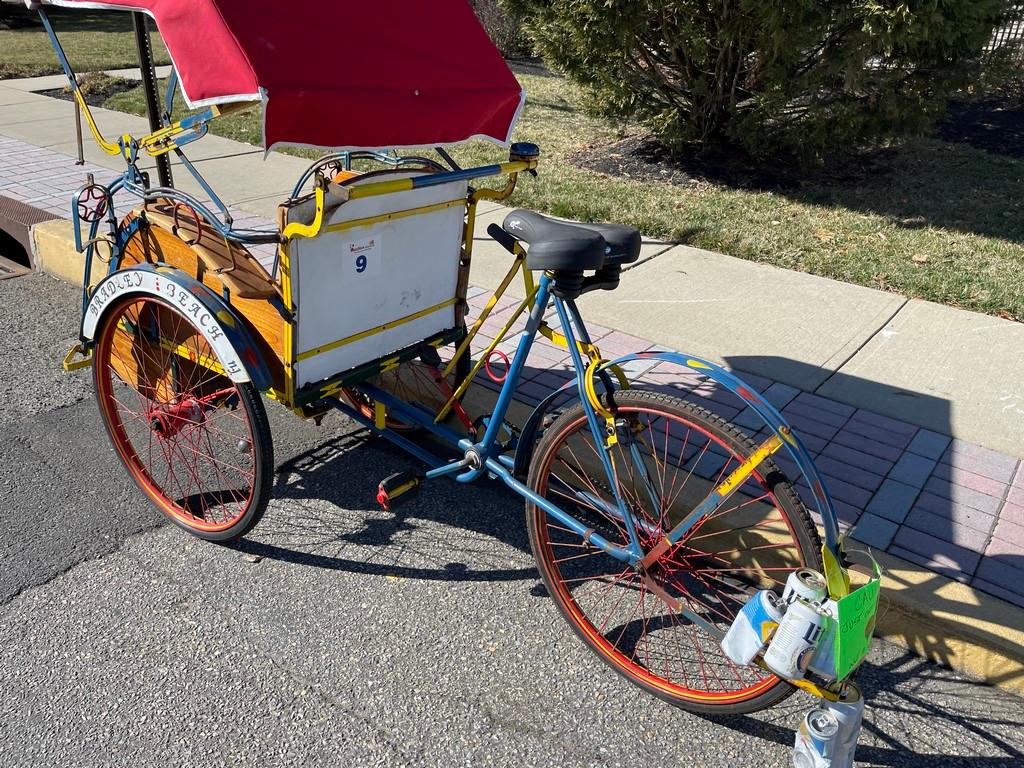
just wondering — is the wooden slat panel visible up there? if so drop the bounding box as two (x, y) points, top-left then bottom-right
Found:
(120, 214), (286, 394)
(141, 204), (277, 299)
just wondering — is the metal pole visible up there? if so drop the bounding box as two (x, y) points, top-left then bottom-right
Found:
(132, 12), (172, 188)
(73, 98), (85, 165)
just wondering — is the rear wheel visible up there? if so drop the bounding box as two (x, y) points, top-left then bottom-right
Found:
(526, 389), (821, 714)
(93, 294), (273, 541)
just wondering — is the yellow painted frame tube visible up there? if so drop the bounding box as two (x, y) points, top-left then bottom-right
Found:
(471, 173), (519, 205)
(442, 249), (527, 381)
(73, 90), (121, 156)
(277, 240), (297, 409)
(295, 297), (458, 363)
(344, 160), (535, 203)
(282, 184), (327, 240)
(136, 102), (254, 157)
(436, 287), (537, 422)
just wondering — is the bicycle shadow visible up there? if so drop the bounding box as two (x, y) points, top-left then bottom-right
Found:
(234, 424), (538, 584)
(234, 398), (1024, 765)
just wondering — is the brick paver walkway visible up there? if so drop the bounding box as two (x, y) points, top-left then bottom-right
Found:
(3, 131), (1023, 609)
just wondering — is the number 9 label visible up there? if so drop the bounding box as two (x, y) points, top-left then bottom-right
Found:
(348, 236), (381, 278)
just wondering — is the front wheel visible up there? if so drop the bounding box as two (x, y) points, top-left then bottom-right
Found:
(93, 293), (274, 541)
(525, 389), (822, 714)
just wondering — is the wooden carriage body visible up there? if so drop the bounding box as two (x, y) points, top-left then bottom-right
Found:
(120, 167), (474, 409)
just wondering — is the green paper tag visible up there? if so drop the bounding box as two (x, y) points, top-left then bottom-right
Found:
(832, 556), (882, 681)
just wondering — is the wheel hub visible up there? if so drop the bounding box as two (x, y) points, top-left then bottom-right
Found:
(149, 397), (204, 438)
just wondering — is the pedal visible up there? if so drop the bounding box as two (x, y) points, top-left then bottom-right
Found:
(377, 471), (422, 511)
(62, 343), (93, 372)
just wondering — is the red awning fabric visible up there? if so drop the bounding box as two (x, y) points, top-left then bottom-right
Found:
(41, 1), (525, 151)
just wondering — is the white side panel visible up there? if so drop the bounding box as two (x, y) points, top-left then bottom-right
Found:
(292, 176), (467, 388)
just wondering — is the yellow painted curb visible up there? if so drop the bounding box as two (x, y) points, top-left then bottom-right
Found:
(30, 217), (1024, 693)
(31, 218), (85, 287)
(860, 547), (1024, 693)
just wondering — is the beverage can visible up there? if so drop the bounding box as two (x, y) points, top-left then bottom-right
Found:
(764, 597), (826, 680)
(824, 682), (865, 767)
(783, 568), (828, 607)
(720, 589), (784, 665)
(793, 708), (839, 768)
(808, 598), (839, 681)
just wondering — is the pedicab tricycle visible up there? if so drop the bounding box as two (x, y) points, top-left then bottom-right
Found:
(31, 0), (879, 722)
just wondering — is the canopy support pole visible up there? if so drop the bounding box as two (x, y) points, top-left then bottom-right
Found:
(132, 12), (172, 188)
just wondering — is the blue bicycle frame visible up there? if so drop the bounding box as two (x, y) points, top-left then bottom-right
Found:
(327, 271), (847, 640)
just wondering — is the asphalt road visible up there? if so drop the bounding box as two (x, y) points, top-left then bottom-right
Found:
(1, 273), (1023, 767)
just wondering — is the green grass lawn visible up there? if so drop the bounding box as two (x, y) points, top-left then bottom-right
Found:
(0, 9), (168, 79)
(104, 73), (1024, 320)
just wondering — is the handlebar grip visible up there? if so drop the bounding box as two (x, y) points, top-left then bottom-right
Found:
(487, 223), (519, 255)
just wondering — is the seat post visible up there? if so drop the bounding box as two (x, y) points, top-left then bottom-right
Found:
(550, 269), (586, 300)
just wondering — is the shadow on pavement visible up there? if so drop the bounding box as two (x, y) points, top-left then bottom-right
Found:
(235, 428), (537, 583)
(238, 353), (1023, 701)
(716, 650), (1024, 765)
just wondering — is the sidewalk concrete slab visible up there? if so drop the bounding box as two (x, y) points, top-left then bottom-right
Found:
(0, 86), (264, 164)
(818, 299), (1024, 458)
(0, 89), (42, 108)
(0, 74), (82, 93)
(0, 85), (306, 222)
(164, 154), (304, 218)
(0, 90), (70, 128)
(592, 245), (903, 390)
(0, 87), (155, 171)
(0, 66), (174, 94)
(470, 205), (904, 391)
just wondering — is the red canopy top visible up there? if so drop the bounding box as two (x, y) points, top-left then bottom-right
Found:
(42, 0), (525, 151)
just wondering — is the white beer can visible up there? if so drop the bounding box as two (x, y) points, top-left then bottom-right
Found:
(720, 589), (784, 665)
(824, 683), (865, 768)
(793, 707), (840, 768)
(808, 598), (839, 681)
(763, 597), (827, 680)
(783, 568), (828, 607)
